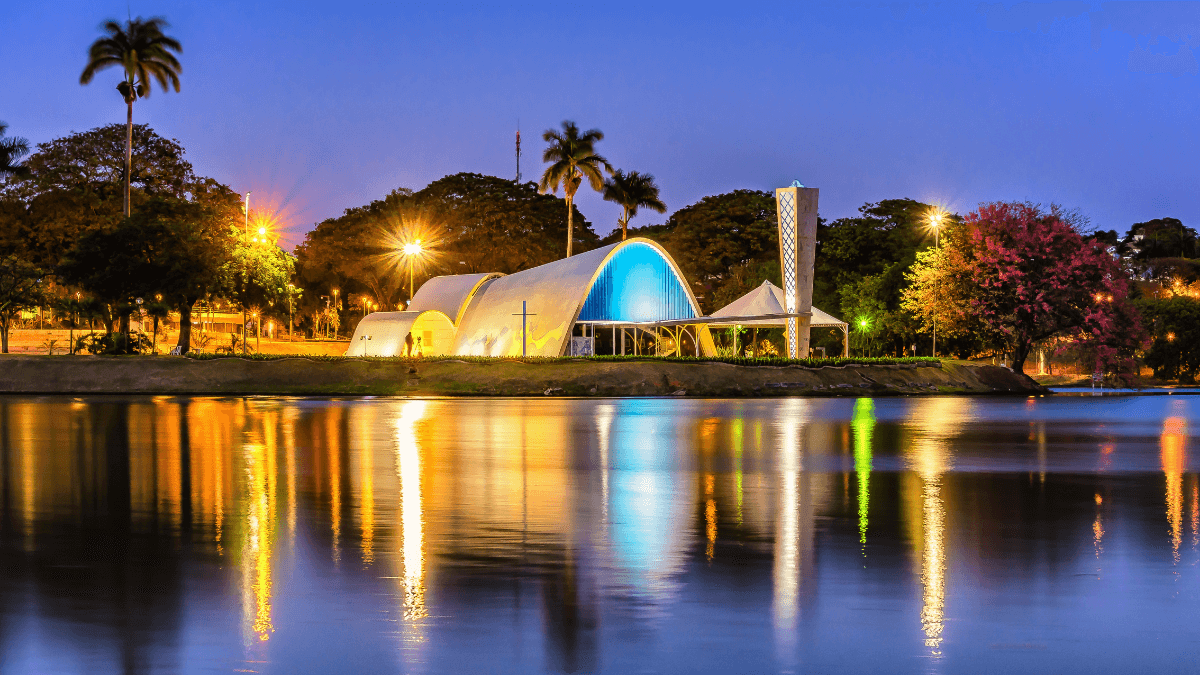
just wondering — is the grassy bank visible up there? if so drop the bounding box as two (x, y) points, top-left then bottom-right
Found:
(0, 354), (1045, 396)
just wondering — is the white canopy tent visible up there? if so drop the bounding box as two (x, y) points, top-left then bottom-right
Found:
(708, 280), (849, 357)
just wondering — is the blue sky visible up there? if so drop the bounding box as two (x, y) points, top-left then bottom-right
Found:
(3, 2), (1198, 245)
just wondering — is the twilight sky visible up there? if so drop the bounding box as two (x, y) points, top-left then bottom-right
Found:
(4, 2), (1199, 247)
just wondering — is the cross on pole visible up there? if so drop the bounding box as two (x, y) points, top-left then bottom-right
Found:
(511, 301), (537, 357)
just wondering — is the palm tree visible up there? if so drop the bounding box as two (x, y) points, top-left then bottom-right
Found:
(80, 17), (182, 217)
(539, 121), (612, 257)
(0, 122), (30, 179)
(602, 170), (667, 241)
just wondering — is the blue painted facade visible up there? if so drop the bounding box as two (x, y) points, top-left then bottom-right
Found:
(578, 242), (696, 322)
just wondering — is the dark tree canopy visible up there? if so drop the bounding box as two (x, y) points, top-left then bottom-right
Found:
(0, 124), (199, 268)
(815, 198), (944, 354)
(414, 173), (596, 273)
(5, 123), (196, 201)
(294, 173), (596, 323)
(613, 189), (777, 314)
(1138, 297), (1200, 382)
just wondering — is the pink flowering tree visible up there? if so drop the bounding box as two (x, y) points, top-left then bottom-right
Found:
(904, 202), (1143, 374)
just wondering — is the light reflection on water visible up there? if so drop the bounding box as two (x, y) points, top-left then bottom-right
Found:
(0, 395), (1199, 674)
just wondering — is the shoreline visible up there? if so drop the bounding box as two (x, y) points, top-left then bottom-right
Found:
(0, 355), (1047, 397)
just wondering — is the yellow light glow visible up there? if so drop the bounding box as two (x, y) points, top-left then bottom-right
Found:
(403, 240), (423, 257)
(705, 473), (717, 561)
(1162, 416), (1186, 564)
(396, 400), (428, 621)
(904, 398), (972, 658)
(928, 207), (948, 230)
(241, 441), (275, 644)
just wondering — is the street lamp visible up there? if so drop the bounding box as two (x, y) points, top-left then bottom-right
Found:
(928, 208), (947, 358)
(252, 309), (260, 352)
(402, 240), (423, 300)
(332, 288), (340, 339)
(287, 283), (295, 337)
(242, 191), (251, 356)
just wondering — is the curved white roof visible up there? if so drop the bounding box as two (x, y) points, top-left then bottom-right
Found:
(345, 311), (422, 357)
(345, 310), (455, 357)
(452, 238), (703, 356)
(710, 280), (846, 327)
(407, 272), (502, 325)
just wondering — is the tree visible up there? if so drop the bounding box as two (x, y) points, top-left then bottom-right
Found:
(539, 121), (611, 257)
(56, 209), (163, 336)
(412, 173), (595, 273)
(80, 17), (182, 217)
(145, 301), (171, 353)
(1138, 297), (1200, 381)
(295, 174), (596, 328)
(0, 255), (46, 353)
(838, 261), (920, 355)
(602, 170), (667, 241)
(225, 228), (295, 343)
(145, 185), (242, 353)
(57, 193), (240, 352)
(814, 199), (942, 355)
(0, 122), (30, 179)
(0, 124), (196, 268)
(902, 201), (1141, 374)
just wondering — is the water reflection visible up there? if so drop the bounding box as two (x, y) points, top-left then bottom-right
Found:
(1, 395), (1198, 674)
(905, 398), (973, 657)
(852, 398), (874, 551)
(395, 400), (428, 623)
(773, 398), (813, 664)
(1161, 414), (1187, 564)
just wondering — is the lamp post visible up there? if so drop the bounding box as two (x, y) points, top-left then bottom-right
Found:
(402, 240), (423, 301)
(287, 283), (295, 337)
(242, 191), (251, 356)
(332, 288), (339, 339)
(929, 210), (944, 358)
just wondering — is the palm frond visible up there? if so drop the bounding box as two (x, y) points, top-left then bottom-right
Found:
(80, 16), (182, 96)
(602, 169), (667, 221)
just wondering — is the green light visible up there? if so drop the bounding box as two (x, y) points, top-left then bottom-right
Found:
(853, 397), (875, 552)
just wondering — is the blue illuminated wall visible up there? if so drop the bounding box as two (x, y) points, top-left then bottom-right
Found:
(578, 242), (696, 322)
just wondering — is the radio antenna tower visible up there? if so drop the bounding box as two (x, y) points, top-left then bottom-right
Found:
(515, 121), (522, 183)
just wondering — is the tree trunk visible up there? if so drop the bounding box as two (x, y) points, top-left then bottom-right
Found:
(176, 300), (193, 354)
(125, 99), (133, 217)
(1011, 340), (1031, 374)
(621, 207), (629, 241)
(566, 195), (574, 258)
(0, 320), (8, 353)
(119, 313), (130, 352)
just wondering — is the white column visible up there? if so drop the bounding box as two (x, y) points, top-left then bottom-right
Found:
(776, 186), (819, 358)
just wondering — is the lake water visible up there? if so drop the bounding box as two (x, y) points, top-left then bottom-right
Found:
(0, 395), (1197, 674)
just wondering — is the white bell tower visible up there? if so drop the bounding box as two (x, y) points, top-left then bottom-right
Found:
(775, 183), (819, 358)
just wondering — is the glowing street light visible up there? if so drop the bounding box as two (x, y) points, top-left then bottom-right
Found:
(331, 288), (340, 339)
(287, 283), (295, 337)
(402, 240), (423, 300)
(928, 208), (948, 358)
(242, 190), (251, 356)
